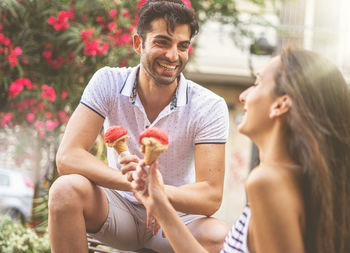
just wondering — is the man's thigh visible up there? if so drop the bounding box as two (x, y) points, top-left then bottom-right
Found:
(88, 188), (147, 251)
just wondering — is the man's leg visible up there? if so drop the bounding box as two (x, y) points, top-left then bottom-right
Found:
(144, 215), (229, 253)
(48, 174), (108, 253)
(186, 217), (229, 253)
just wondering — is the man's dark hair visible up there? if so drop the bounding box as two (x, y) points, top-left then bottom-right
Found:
(137, 0), (199, 41)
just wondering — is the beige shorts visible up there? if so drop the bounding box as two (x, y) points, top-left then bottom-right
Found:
(89, 188), (205, 253)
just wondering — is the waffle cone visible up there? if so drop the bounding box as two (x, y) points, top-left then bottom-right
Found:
(141, 137), (168, 165)
(107, 135), (129, 154)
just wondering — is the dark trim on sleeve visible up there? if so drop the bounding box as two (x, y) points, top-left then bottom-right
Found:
(194, 142), (226, 145)
(80, 101), (105, 119)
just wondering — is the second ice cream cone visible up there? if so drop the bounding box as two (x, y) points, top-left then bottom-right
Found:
(141, 137), (168, 165)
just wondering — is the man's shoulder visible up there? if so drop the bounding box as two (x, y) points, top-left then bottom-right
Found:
(95, 65), (136, 80)
(185, 78), (225, 104)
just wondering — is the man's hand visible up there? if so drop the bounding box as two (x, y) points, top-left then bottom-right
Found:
(120, 155), (140, 183)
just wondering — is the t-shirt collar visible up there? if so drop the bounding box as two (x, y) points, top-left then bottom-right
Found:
(120, 65), (188, 108)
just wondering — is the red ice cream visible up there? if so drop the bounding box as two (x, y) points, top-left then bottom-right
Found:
(104, 125), (129, 155)
(104, 125), (128, 143)
(138, 127), (169, 145)
(139, 127), (168, 165)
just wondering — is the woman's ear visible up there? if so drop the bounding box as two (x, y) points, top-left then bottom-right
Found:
(133, 33), (142, 54)
(269, 95), (292, 119)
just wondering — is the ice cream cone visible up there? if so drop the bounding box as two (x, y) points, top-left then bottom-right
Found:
(141, 137), (168, 165)
(104, 125), (130, 160)
(107, 135), (129, 154)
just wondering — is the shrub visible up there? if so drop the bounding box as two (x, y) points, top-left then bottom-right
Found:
(0, 215), (50, 253)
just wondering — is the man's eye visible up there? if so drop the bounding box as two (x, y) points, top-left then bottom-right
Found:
(156, 40), (168, 46)
(179, 44), (189, 51)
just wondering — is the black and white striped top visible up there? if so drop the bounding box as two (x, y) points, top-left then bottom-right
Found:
(220, 205), (251, 253)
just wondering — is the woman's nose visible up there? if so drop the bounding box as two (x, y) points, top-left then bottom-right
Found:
(239, 89), (248, 104)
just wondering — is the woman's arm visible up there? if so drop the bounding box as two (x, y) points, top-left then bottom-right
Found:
(131, 162), (209, 253)
(246, 166), (305, 253)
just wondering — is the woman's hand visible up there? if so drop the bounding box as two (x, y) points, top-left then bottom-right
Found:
(131, 160), (169, 233)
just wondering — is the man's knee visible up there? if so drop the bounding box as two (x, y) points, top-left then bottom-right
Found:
(188, 217), (229, 251)
(48, 174), (91, 213)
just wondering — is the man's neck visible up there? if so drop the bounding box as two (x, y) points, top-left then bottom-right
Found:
(137, 68), (179, 123)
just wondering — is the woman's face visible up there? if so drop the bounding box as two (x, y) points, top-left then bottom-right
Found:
(237, 56), (282, 137)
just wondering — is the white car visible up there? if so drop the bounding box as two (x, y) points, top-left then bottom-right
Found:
(0, 168), (34, 223)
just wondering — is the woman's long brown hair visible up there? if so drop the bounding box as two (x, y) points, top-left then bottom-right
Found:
(274, 47), (350, 253)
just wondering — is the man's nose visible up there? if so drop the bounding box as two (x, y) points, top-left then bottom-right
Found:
(165, 45), (179, 62)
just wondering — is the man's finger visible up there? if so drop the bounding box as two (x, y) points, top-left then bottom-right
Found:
(146, 212), (152, 229)
(119, 154), (139, 164)
(121, 162), (137, 175)
(153, 220), (160, 236)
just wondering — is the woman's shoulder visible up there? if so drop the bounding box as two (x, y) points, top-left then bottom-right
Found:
(245, 164), (303, 207)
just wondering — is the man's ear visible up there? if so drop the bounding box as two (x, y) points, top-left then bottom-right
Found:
(133, 33), (142, 55)
(269, 95), (292, 119)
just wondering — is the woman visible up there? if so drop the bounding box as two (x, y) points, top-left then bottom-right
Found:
(127, 47), (350, 253)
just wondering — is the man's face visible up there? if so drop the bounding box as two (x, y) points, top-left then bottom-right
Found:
(135, 18), (191, 86)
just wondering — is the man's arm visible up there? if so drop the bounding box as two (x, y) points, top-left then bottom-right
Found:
(56, 104), (132, 191)
(164, 143), (225, 216)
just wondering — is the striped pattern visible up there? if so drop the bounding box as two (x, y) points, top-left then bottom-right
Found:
(220, 205), (251, 253)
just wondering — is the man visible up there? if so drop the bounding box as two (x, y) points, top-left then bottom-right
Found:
(48, 1), (229, 252)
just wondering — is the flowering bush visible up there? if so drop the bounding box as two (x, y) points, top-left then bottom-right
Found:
(0, 215), (50, 253)
(0, 0), (142, 133)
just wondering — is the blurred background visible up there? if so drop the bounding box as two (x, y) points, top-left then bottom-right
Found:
(0, 0), (349, 251)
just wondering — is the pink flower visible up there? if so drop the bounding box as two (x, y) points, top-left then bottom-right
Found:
(58, 56), (64, 63)
(9, 80), (24, 97)
(42, 51), (52, 59)
(45, 112), (52, 118)
(83, 41), (98, 56)
(26, 113), (35, 123)
(19, 78), (32, 89)
(80, 29), (94, 42)
(137, 0), (147, 8)
(119, 33), (131, 45)
(108, 22), (116, 31)
(109, 9), (117, 19)
(182, 0), (192, 8)
(57, 110), (67, 123)
(41, 84), (56, 102)
(96, 16), (104, 23)
(58, 10), (73, 22)
(97, 43), (109, 54)
(0, 33), (4, 42)
(13, 46), (22, 56)
(1, 113), (12, 127)
(122, 11), (130, 18)
(46, 119), (59, 131)
(61, 91), (67, 99)
(34, 121), (44, 129)
(47, 16), (56, 25)
(8, 54), (18, 66)
(34, 121), (45, 138)
(48, 10), (73, 31)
